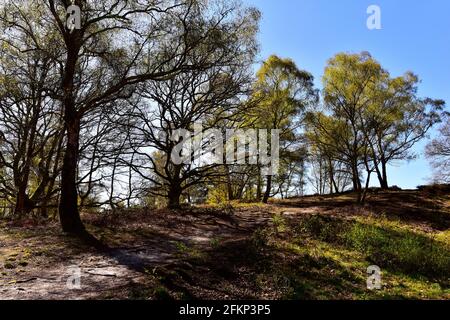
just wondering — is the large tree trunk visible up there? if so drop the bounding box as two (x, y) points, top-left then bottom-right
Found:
(167, 164), (183, 209)
(14, 186), (33, 216)
(167, 184), (182, 209)
(262, 175), (272, 204)
(374, 159), (388, 189)
(59, 116), (85, 234)
(56, 32), (85, 234)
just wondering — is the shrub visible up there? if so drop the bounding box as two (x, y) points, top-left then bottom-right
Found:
(272, 214), (288, 233)
(296, 215), (348, 243)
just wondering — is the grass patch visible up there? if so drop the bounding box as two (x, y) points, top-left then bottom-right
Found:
(251, 214), (450, 299)
(294, 215), (449, 284)
(173, 241), (205, 261)
(272, 214), (288, 233)
(344, 218), (449, 283)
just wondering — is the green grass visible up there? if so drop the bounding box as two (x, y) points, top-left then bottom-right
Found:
(344, 218), (449, 283)
(272, 214), (288, 233)
(256, 214), (450, 299)
(173, 241), (205, 260)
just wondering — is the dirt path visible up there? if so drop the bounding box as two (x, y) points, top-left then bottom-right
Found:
(0, 206), (275, 300)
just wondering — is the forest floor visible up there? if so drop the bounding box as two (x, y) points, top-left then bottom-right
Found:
(0, 187), (449, 300)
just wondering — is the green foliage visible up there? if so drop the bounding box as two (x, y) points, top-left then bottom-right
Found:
(173, 241), (205, 260)
(217, 202), (235, 216)
(210, 237), (223, 249)
(207, 185), (229, 205)
(252, 227), (271, 249)
(272, 214), (287, 233)
(153, 286), (173, 300)
(305, 52), (444, 195)
(249, 55), (317, 131)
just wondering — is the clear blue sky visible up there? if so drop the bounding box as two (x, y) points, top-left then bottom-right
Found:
(244, 0), (450, 189)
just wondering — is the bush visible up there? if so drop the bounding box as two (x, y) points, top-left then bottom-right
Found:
(252, 227), (271, 249)
(272, 214), (287, 233)
(296, 215), (348, 243)
(218, 202), (235, 216)
(206, 186), (228, 205)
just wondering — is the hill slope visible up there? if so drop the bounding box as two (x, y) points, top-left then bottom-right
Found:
(0, 188), (449, 299)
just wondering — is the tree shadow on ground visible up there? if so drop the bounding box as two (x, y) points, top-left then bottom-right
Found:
(146, 237), (367, 300)
(277, 190), (450, 231)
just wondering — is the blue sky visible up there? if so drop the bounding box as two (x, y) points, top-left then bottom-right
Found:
(244, 0), (450, 189)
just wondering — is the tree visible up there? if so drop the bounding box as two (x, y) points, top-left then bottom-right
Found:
(305, 112), (354, 194)
(249, 55), (317, 203)
(426, 115), (450, 183)
(0, 20), (63, 216)
(363, 73), (443, 189)
(321, 52), (385, 192)
(0, 0), (259, 234)
(274, 149), (306, 198)
(309, 52), (443, 200)
(118, 3), (259, 209)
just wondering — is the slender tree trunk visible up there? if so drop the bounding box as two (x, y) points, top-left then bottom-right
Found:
(374, 162), (384, 188)
(351, 162), (360, 192)
(236, 184), (244, 200)
(328, 158), (336, 194)
(226, 167), (234, 201)
(256, 168), (262, 201)
(39, 199), (49, 219)
(332, 178), (339, 195)
(381, 160), (388, 189)
(319, 159), (323, 195)
(109, 156), (118, 211)
(359, 167), (372, 204)
(186, 191), (191, 204)
(127, 153), (135, 208)
(262, 175), (272, 203)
